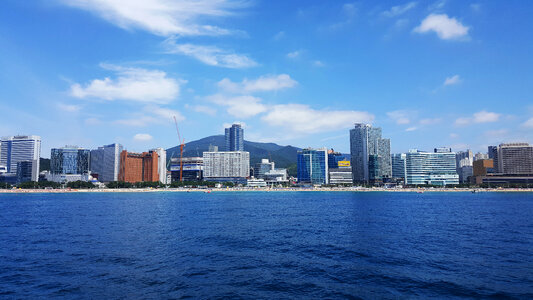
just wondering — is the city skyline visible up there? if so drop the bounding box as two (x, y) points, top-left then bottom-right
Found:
(1, 1), (533, 156)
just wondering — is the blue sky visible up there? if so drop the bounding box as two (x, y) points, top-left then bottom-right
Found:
(1, 0), (532, 157)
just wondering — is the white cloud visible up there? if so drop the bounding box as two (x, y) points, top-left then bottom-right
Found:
(115, 105), (184, 126)
(313, 60), (325, 67)
(405, 126), (418, 132)
(449, 133), (459, 138)
(273, 31), (285, 40)
(190, 105), (217, 116)
(207, 94), (267, 118)
(70, 64), (181, 103)
(57, 103), (82, 112)
(419, 118), (442, 125)
(473, 110), (500, 123)
(287, 51), (301, 58)
(382, 2), (417, 17)
(217, 74), (297, 93)
(133, 133), (153, 141)
(414, 14), (469, 40)
(261, 104), (374, 134)
(164, 41), (257, 68)
(455, 110), (500, 126)
(60, 0), (245, 37)
(444, 74), (461, 86)
(387, 110), (411, 124)
(522, 117), (533, 128)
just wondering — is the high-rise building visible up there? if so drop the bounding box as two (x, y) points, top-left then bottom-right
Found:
(496, 143), (533, 174)
(48, 146), (90, 182)
(90, 143), (123, 182)
(391, 153), (407, 180)
(456, 150), (474, 183)
(474, 152), (489, 161)
(225, 124), (244, 151)
(327, 150), (349, 169)
(349, 124), (391, 183)
(203, 151), (250, 181)
(0, 135), (41, 181)
(151, 148), (167, 184)
(254, 159), (275, 179)
(297, 148), (328, 185)
(118, 150), (159, 183)
(405, 148), (459, 186)
(16, 160), (38, 184)
(488, 146), (499, 173)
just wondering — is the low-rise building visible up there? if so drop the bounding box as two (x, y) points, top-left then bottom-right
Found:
(405, 148), (459, 186)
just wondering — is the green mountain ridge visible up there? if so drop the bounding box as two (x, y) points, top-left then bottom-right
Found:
(166, 135), (301, 169)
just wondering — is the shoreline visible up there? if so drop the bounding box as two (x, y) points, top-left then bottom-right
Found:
(1, 187), (533, 194)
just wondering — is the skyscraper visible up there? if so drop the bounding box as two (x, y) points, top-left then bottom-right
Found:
(0, 135), (41, 181)
(349, 124), (391, 183)
(203, 151), (250, 180)
(225, 124), (244, 151)
(456, 150), (474, 183)
(151, 148), (167, 184)
(488, 146), (499, 173)
(391, 153), (407, 180)
(90, 143), (123, 182)
(297, 148), (328, 185)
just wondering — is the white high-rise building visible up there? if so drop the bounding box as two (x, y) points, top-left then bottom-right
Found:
(151, 148), (168, 184)
(203, 151), (250, 179)
(405, 148), (459, 186)
(0, 135), (41, 181)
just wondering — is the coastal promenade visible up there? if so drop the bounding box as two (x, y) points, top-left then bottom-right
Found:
(1, 187), (532, 193)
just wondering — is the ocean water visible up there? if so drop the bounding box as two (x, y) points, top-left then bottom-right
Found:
(0, 191), (532, 299)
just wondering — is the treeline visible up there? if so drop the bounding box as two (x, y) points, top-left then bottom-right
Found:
(106, 181), (166, 189)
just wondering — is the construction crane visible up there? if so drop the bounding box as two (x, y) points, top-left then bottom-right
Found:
(173, 116), (185, 181)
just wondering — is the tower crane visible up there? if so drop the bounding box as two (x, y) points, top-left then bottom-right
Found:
(174, 116), (185, 182)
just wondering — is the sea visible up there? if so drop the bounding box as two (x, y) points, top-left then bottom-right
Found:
(0, 191), (532, 299)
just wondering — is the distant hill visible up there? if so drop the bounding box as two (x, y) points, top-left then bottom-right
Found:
(166, 135), (301, 169)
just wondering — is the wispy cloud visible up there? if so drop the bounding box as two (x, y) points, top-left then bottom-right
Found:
(387, 110), (411, 125)
(115, 105), (184, 126)
(57, 103), (82, 113)
(261, 104), (373, 134)
(70, 64), (181, 103)
(522, 117), (533, 128)
(287, 51), (301, 59)
(382, 2), (417, 18)
(443, 74), (461, 86)
(164, 41), (257, 68)
(133, 133), (153, 141)
(455, 110), (500, 126)
(60, 0), (246, 37)
(207, 94), (267, 118)
(414, 14), (469, 40)
(217, 74), (297, 93)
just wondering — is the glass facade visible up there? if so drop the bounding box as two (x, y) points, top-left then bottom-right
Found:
(405, 149), (459, 186)
(350, 124), (391, 183)
(225, 124), (244, 151)
(0, 135), (41, 181)
(50, 147), (90, 175)
(297, 148), (328, 185)
(391, 153), (407, 179)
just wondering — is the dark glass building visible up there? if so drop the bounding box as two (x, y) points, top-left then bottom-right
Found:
(50, 146), (90, 175)
(225, 124), (244, 151)
(297, 148), (328, 185)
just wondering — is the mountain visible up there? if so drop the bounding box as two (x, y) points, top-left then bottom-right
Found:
(166, 135), (301, 169)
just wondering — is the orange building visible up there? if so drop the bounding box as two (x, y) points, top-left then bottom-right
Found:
(118, 150), (159, 183)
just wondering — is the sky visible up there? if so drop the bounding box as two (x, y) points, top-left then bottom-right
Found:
(1, 0), (532, 158)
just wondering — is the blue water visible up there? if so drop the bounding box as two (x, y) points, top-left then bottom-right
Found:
(0, 192), (532, 299)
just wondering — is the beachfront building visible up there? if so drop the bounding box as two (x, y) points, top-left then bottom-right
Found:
(151, 148), (167, 184)
(170, 157), (204, 182)
(254, 159), (275, 179)
(496, 143), (533, 175)
(350, 124), (392, 183)
(0, 135), (41, 182)
(391, 153), (407, 181)
(297, 148), (328, 185)
(456, 150), (474, 183)
(118, 150), (159, 183)
(405, 148), (459, 186)
(203, 151), (250, 183)
(90, 143), (123, 182)
(47, 146), (90, 183)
